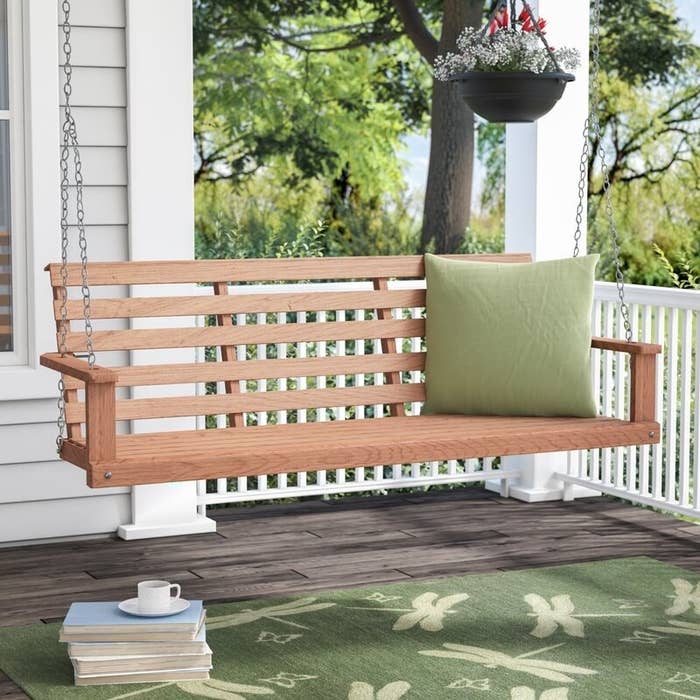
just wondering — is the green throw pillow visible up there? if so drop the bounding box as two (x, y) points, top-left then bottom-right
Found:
(423, 253), (599, 418)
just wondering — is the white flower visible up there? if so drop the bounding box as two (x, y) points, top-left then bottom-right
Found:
(435, 26), (580, 80)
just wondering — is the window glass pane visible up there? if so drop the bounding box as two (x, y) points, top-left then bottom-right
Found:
(0, 0), (7, 111)
(0, 121), (11, 352)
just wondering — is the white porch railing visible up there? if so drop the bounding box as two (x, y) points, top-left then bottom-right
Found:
(559, 281), (699, 519)
(194, 279), (699, 520)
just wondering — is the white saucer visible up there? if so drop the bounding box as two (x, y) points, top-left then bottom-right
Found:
(118, 597), (191, 617)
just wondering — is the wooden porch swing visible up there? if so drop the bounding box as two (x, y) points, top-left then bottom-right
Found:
(40, 0), (661, 489)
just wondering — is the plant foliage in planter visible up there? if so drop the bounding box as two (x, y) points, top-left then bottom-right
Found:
(435, 5), (580, 123)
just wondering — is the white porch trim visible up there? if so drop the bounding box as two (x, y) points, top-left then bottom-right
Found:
(120, 0), (215, 539)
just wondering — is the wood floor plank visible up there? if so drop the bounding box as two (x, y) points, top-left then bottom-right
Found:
(0, 672), (27, 700)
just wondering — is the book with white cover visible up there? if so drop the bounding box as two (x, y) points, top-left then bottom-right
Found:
(74, 668), (211, 686)
(59, 601), (205, 642)
(71, 646), (212, 675)
(67, 623), (208, 657)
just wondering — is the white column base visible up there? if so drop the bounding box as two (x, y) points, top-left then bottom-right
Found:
(118, 515), (216, 540)
(118, 481), (216, 540)
(485, 478), (601, 502)
(486, 452), (601, 502)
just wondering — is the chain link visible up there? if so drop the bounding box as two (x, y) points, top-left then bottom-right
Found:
(573, 0), (632, 342)
(56, 0), (95, 451)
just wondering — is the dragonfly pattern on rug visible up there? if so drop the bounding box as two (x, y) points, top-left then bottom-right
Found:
(524, 593), (639, 638)
(347, 681), (411, 699)
(649, 620), (700, 637)
(446, 677), (491, 690)
(256, 631), (303, 644)
(207, 597), (335, 631)
(106, 679), (275, 700)
(348, 592), (470, 632)
(665, 579), (700, 616)
(419, 643), (598, 683)
(257, 672), (317, 688)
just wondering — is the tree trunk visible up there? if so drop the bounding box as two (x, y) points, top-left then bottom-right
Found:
(421, 0), (482, 253)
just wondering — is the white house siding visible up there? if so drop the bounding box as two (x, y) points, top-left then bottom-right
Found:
(0, 0), (132, 543)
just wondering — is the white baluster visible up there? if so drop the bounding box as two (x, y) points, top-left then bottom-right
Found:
(652, 306), (665, 499)
(665, 307), (679, 503)
(602, 302), (614, 484)
(639, 304), (652, 496)
(678, 309), (692, 505)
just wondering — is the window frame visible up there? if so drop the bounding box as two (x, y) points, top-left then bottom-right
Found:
(0, 0), (61, 401)
(0, 0), (27, 367)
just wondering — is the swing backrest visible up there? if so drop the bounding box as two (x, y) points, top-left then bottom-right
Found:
(47, 254), (531, 438)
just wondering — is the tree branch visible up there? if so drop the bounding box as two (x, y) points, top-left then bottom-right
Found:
(391, 0), (439, 63)
(270, 28), (403, 53)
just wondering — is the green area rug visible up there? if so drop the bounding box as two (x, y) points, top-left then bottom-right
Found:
(1, 557), (699, 699)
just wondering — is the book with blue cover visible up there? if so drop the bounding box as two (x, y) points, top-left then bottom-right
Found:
(59, 601), (205, 641)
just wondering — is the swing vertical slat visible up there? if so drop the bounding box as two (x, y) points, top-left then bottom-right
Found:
(373, 277), (405, 418)
(213, 282), (245, 429)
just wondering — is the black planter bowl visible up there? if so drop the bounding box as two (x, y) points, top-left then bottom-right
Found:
(451, 71), (575, 123)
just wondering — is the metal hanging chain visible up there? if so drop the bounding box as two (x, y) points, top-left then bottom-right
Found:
(56, 0), (95, 450)
(573, 0), (632, 342)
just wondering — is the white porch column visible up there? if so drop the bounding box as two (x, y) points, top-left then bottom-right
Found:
(118, 0), (215, 539)
(499, 0), (597, 502)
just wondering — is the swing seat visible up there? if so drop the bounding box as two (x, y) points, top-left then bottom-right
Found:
(40, 255), (661, 488)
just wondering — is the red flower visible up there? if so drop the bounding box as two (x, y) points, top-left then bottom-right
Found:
(488, 8), (509, 35)
(518, 8), (547, 33)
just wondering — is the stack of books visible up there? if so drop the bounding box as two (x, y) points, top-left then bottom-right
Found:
(59, 601), (211, 686)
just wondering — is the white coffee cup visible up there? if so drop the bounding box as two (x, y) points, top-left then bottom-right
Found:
(137, 579), (181, 613)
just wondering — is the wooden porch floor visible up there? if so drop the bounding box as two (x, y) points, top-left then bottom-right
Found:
(1, 488), (699, 698)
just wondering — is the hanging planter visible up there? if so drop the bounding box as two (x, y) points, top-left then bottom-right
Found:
(434, 1), (580, 124)
(451, 70), (574, 123)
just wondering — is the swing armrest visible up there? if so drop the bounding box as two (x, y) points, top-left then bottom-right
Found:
(40, 353), (116, 384)
(590, 337), (661, 355)
(590, 338), (660, 424)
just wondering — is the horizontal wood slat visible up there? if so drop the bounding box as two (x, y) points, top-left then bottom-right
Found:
(76, 415), (660, 487)
(61, 352), (427, 390)
(65, 383), (426, 422)
(0, 273), (10, 286)
(53, 289), (428, 320)
(60, 318), (426, 352)
(47, 254), (532, 286)
(0, 295), (10, 306)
